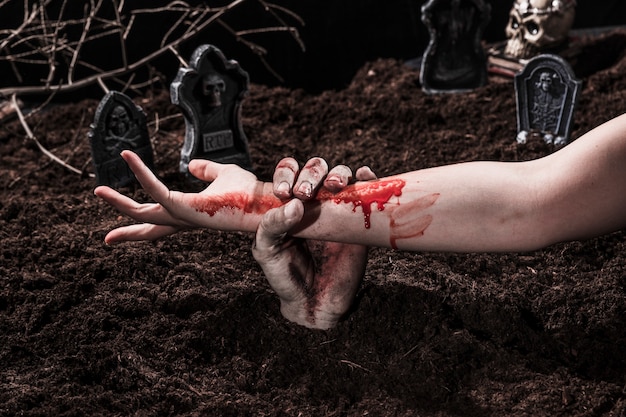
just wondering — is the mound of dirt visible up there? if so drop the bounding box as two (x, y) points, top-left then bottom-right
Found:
(1, 30), (626, 416)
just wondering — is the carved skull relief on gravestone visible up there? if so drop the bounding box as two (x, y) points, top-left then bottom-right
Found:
(504, 0), (576, 60)
(89, 91), (153, 188)
(515, 54), (581, 145)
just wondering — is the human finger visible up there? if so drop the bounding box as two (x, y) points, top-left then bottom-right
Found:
(293, 157), (329, 200)
(104, 223), (180, 244)
(188, 159), (221, 182)
(253, 199), (304, 253)
(120, 151), (171, 204)
(323, 165), (353, 193)
(252, 199), (311, 308)
(188, 158), (255, 183)
(355, 166), (377, 181)
(94, 185), (179, 226)
(272, 157), (300, 199)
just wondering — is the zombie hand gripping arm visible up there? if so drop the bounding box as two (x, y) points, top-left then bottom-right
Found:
(252, 158), (377, 329)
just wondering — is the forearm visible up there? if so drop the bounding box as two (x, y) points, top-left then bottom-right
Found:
(98, 144), (543, 250)
(295, 114), (626, 252)
(105, 113), (626, 251)
(184, 161), (539, 252)
(292, 161), (542, 252)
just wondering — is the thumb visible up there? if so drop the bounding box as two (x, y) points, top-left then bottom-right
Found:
(254, 199), (304, 256)
(188, 159), (227, 182)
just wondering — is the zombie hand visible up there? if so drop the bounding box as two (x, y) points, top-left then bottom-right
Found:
(252, 157), (377, 330)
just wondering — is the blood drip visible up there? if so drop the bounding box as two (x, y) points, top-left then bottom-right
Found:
(316, 179), (405, 228)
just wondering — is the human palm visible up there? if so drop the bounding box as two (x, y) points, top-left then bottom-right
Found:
(94, 150), (273, 242)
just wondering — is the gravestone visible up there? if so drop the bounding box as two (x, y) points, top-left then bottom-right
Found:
(420, 0), (491, 94)
(89, 91), (154, 188)
(515, 54), (581, 146)
(171, 44), (253, 175)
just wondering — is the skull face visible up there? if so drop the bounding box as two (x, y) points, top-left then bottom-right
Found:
(201, 74), (226, 108)
(504, 0), (576, 59)
(537, 71), (553, 92)
(108, 105), (130, 136)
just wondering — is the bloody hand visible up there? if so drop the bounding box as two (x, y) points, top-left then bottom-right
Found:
(252, 157), (377, 329)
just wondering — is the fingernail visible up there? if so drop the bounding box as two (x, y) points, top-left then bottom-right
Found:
(276, 181), (290, 196)
(296, 182), (312, 198)
(284, 199), (298, 219)
(325, 175), (343, 191)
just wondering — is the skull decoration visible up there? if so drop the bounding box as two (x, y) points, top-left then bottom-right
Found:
(108, 105), (131, 137)
(201, 73), (226, 108)
(504, 0), (576, 59)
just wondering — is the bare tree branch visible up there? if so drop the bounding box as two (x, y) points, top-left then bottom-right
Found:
(1, 0), (304, 177)
(11, 93), (91, 176)
(0, 0), (304, 97)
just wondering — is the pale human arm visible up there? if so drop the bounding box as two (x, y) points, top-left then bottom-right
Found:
(286, 113), (626, 252)
(97, 113), (626, 252)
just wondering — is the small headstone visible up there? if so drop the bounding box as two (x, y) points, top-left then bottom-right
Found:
(514, 54), (581, 146)
(171, 44), (253, 174)
(420, 0), (491, 94)
(89, 91), (154, 188)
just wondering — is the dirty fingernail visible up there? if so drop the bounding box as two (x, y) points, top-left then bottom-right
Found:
(296, 182), (312, 198)
(325, 175), (343, 191)
(284, 199), (299, 219)
(276, 181), (290, 196)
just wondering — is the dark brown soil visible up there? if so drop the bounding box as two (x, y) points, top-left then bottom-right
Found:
(2, 31), (626, 416)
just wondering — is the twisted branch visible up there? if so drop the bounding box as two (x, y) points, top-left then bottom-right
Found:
(0, 0), (304, 97)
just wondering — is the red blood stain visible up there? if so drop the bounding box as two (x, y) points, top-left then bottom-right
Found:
(316, 178), (406, 228)
(191, 178), (406, 230)
(191, 193), (284, 216)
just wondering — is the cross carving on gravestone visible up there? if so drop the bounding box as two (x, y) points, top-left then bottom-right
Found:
(89, 91), (154, 188)
(515, 54), (581, 146)
(420, 0), (491, 94)
(171, 44), (253, 175)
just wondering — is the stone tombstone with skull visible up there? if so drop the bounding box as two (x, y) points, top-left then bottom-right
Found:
(504, 0), (576, 60)
(171, 44), (253, 174)
(514, 54), (581, 145)
(89, 91), (154, 188)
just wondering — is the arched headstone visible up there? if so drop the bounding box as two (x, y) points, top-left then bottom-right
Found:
(89, 91), (154, 188)
(171, 44), (253, 174)
(420, 0), (491, 94)
(515, 54), (581, 145)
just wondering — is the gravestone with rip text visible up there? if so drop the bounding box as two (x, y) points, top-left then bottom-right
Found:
(171, 44), (253, 175)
